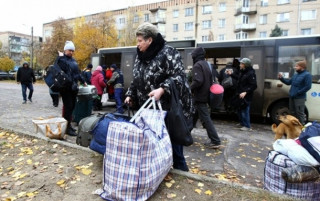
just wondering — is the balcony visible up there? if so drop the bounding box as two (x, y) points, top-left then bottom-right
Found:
(150, 16), (166, 24)
(234, 23), (256, 32)
(234, 5), (257, 16)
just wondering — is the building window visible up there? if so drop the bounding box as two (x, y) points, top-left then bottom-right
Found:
(302, 0), (316, 2)
(185, 22), (193, 31)
(301, 10), (316, 20)
(173, 9), (179, 18)
(119, 18), (125, 24)
(218, 34), (225, 41)
(173, 24), (179, 32)
(236, 32), (248, 39)
(185, 7), (194, 16)
(202, 20), (211, 29)
(282, 30), (289, 36)
(173, 37), (178, 40)
(261, 0), (268, 6)
(144, 14), (149, 22)
(259, 15), (267, 24)
(202, 5), (212, 14)
(243, 0), (249, 7)
(277, 0), (290, 4)
(185, 37), (193, 40)
(202, 36), (209, 42)
(301, 28), (312, 35)
(219, 3), (226, 12)
(277, 13), (290, 22)
(133, 16), (139, 23)
(259, 31), (267, 38)
(218, 19), (226, 28)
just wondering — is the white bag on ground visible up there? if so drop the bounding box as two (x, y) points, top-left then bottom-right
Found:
(32, 117), (67, 140)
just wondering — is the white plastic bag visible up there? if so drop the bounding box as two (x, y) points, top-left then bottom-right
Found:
(101, 93), (108, 104)
(32, 117), (67, 140)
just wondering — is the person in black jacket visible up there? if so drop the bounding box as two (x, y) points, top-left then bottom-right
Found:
(57, 41), (86, 136)
(16, 62), (36, 104)
(190, 47), (221, 149)
(236, 58), (257, 131)
(218, 62), (239, 112)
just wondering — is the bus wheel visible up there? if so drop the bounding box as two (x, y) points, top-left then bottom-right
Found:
(270, 101), (290, 125)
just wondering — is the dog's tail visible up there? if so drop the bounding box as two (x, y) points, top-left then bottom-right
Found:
(271, 124), (277, 133)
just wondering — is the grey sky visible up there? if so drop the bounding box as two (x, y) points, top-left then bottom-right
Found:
(0, 0), (166, 36)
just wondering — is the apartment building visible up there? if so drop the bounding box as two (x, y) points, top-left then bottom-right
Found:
(43, 0), (320, 43)
(0, 31), (41, 67)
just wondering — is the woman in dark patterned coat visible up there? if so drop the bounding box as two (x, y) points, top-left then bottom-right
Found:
(125, 22), (194, 171)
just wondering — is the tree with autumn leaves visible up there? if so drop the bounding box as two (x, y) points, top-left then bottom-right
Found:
(38, 13), (118, 70)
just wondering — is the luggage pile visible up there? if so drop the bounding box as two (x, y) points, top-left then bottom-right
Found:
(264, 122), (320, 201)
(77, 98), (172, 200)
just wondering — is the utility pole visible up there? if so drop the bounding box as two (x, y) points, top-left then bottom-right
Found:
(195, 0), (199, 41)
(31, 26), (34, 69)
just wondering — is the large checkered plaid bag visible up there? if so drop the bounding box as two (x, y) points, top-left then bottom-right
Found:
(95, 98), (173, 201)
(264, 150), (320, 201)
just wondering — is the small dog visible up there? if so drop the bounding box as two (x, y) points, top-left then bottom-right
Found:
(271, 115), (303, 140)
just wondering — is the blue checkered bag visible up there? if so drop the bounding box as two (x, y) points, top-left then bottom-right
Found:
(95, 98), (173, 201)
(264, 151), (320, 201)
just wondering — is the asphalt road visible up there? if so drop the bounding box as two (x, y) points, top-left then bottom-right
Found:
(0, 81), (275, 188)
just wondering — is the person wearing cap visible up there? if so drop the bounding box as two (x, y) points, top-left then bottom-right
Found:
(278, 60), (312, 125)
(57, 40), (86, 136)
(190, 47), (221, 149)
(82, 64), (93, 85)
(17, 62), (36, 104)
(91, 66), (107, 111)
(107, 64), (124, 113)
(236, 58), (257, 131)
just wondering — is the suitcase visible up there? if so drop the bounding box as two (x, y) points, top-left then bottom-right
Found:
(72, 99), (93, 124)
(264, 150), (320, 201)
(76, 113), (103, 147)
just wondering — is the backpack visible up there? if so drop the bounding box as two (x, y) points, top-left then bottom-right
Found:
(44, 58), (72, 92)
(299, 122), (320, 163)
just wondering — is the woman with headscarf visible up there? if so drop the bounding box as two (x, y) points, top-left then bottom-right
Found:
(124, 22), (194, 171)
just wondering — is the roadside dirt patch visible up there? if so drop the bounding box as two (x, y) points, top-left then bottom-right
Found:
(0, 130), (297, 201)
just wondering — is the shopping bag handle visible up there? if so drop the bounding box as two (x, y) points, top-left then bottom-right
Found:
(130, 97), (162, 122)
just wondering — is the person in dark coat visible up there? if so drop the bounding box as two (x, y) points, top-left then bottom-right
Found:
(57, 41), (86, 136)
(190, 47), (221, 149)
(236, 58), (257, 131)
(16, 62), (36, 104)
(107, 64), (124, 113)
(218, 62), (239, 112)
(82, 63), (93, 85)
(278, 60), (312, 125)
(124, 22), (194, 172)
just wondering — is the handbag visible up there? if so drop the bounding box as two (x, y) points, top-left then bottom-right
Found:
(208, 63), (224, 110)
(95, 98), (172, 201)
(44, 58), (72, 92)
(165, 78), (193, 146)
(221, 76), (233, 89)
(32, 117), (67, 140)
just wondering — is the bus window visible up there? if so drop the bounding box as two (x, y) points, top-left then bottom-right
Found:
(278, 45), (320, 83)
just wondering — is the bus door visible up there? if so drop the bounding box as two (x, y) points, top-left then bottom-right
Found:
(121, 52), (136, 91)
(241, 46), (265, 116)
